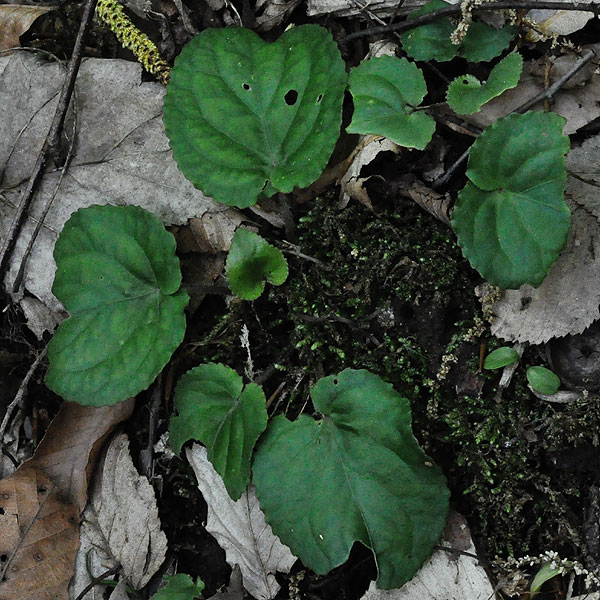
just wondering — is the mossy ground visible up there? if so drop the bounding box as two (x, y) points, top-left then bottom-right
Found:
(181, 193), (600, 581)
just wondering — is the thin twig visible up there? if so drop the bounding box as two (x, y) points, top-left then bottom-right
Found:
(13, 90), (78, 293)
(0, 0), (97, 281)
(433, 48), (597, 189)
(344, 1), (600, 42)
(0, 346), (47, 442)
(72, 566), (121, 600)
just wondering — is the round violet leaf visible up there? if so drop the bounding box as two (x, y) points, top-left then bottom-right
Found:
(163, 25), (347, 208)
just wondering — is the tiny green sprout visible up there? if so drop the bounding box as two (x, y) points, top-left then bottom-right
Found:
(527, 366), (561, 395)
(483, 346), (519, 370)
(153, 574), (205, 600)
(226, 228), (288, 300)
(529, 563), (561, 598)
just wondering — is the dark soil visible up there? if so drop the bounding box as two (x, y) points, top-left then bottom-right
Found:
(3, 2), (600, 599)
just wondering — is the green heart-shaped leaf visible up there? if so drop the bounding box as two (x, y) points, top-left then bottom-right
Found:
(446, 53), (523, 115)
(163, 25), (347, 208)
(226, 228), (288, 300)
(45, 204), (189, 406)
(170, 363), (267, 500)
(452, 112), (570, 289)
(400, 0), (516, 63)
(253, 369), (449, 590)
(347, 55), (435, 150)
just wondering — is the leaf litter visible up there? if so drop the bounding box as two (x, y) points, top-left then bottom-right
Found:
(185, 444), (296, 600)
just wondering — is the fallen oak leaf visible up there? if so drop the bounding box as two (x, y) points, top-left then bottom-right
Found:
(0, 468), (79, 600)
(0, 5), (54, 52)
(0, 399), (134, 600)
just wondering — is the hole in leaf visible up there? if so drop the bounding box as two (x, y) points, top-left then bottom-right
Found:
(284, 89), (298, 105)
(0, 507), (4, 515)
(333, 378), (339, 385)
(261, 179), (269, 192)
(0, 555), (7, 562)
(242, 83), (251, 91)
(316, 94), (323, 103)
(520, 297), (532, 310)
(462, 79), (469, 84)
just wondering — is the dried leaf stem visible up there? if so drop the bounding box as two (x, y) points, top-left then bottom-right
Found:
(344, 1), (600, 42)
(0, 0), (97, 282)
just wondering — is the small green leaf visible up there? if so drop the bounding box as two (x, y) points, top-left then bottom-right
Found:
(400, 0), (516, 62)
(399, 0), (456, 62)
(226, 228), (288, 300)
(45, 205), (188, 406)
(446, 53), (523, 115)
(459, 21), (517, 63)
(527, 366), (561, 395)
(253, 369), (449, 590)
(163, 25), (347, 208)
(451, 112), (570, 289)
(347, 55), (435, 149)
(529, 563), (561, 598)
(153, 574), (205, 600)
(170, 363), (267, 500)
(484, 346), (519, 369)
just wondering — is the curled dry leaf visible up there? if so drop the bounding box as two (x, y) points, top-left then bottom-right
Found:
(186, 444), (296, 600)
(0, 5), (54, 52)
(340, 135), (400, 210)
(360, 512), (495, 600)
(490, 204), (600, 344)
(0, 468), (79, 600)
(527, 0), (594, 40)
(84, 434), (167, 590)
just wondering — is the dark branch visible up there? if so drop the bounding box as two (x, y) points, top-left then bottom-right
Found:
(344, 1), (600, 42)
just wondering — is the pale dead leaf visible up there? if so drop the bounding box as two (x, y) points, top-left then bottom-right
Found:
(566, 133), (600, 220)
(340, 135), (400, 209)
(490, 204), (600, 344)
(186, 444), (296, 600)
(107, 580), (130, 600)
(463, 48), (600, 135)
(213, 566), (244, 600)
(306, 0), (424, 18)
(0, 5), (54, 52)
(361, 512), (494, 600)
(527, 0), (594, 40)
(0, 52), (226, 314)
(86, 434), (167, 590)
(69, 519), (107, 600)
(23, 400), (135, 512)
(19, 297), (62, 341)
(188, 209), (244, 253)
(255, 0), (302, 31)
(0, 467), (79, 600)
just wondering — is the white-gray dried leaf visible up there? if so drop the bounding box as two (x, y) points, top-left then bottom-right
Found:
(0, 52), (223, 313)
(360, 512), (494, 600)
(186, 444), (296, 600)
(566, 134), (600, 220)
(491, 204), (600, 344)
(89, 434), (167, 589)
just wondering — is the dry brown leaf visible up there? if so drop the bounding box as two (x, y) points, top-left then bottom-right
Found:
(490, 204), (600, 344)
(23, 400), (135, 512)
(340, 135), (400, 209)
(566, 134), (600, 220)
(188, 209), (244, 253)
(84, 434), (167, 590)
(0, 5), (53, 52)
(0, 467), (79, 600)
